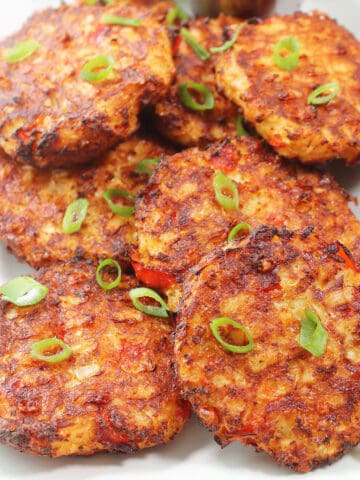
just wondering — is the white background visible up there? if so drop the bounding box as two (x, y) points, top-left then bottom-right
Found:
(0, 1), (360, 479)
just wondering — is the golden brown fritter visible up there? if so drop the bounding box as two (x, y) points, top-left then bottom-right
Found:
(175, 227), (360, 472)
(0, 3), (174, 168)
(0, 263), (190, 457)
(216, 12), (360, 165)
(132, 137), (360, 306)
(154, 15), (241, 147)
(0, 134), (173, 269)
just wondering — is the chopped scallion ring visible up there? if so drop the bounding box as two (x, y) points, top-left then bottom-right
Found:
(96, 258), (122, 290)
(179, 82), (214, 111)
(213, 171), (239, 211)
(0, 277), (48, 307)
(228, 222), (253, 242)
(103, 189), (135, 217)
(180, 27), (210, 61)
(135, 158), (159, 175)
(167, 5), (188, 26)
(80, 55), (115, 83)
(210, 317), (254, 353)
(86, 0), (112, 4)
(273, 36), (300, 71)
(101, 15), (142, 26)
(307, 82), (340, 106)
(4, 39), (40, 64)
(129, 287), (169, 318)
(31, 338), (72, 364)
(62, 198), (89, 234)
(210, 25), (242, 53)
(299, 309), (327, 357)
(236, 114), (249, 136)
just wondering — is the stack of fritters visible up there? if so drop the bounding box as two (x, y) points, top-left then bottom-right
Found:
(0, 0), (360, 472)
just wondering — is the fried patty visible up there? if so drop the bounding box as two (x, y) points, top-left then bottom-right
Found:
(175, 226), (360, 471)
(0, 263), (190, 456)
(216, 12), (360, 165)
(0, 3), (174, 168)
(0, 133), (173, 269)
(132, 137), (360, 306)
(154, 15), (241, 147)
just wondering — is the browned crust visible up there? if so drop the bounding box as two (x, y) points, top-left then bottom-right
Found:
(175, 227), (360, 471)
(216, 11), (360, 164)
(0, 133), (174, 269)
(0, 263), (190, 456)
(154, 15), (241, 147)
(0, 3), (174, 167)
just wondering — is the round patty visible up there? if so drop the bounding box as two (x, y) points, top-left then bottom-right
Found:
(216, 12), (360, 165)
(0, 3), (174, 168)
(175, 226), (360, 471)
(132, 137), (360, 304)
(0, 263), (189, 456)
(154, 15), (241, 147)
(0, 133), (173, 269)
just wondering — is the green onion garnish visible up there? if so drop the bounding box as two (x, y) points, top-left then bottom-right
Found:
(210, 317), (254, 353)
(299, 309), (327, 357)
(96, 258), (122, 290)
(0, 277), (48, 307)
(101, 15), (142, 26)
(236, 114), (249, 136)
(210, 25), (242, 53)
(135, 158), (159, 175)
(62, 198), (88, 234)
(103, 189), (135, 217)
(167, 5), (188, 26)
(31, 338), (72, 363)
(129, 287), (169, 318)
(179, 82), (214, 111)
(86, 0), (112, 4)
(213, 171), (239, 211)
(80, 55), (115, 83)
(307, 82), (340, 106)
(180, 27), (210, 61)
(4, 39), (40, 64)
(228, 222), (252, 242)
(273, 36), (300, 71)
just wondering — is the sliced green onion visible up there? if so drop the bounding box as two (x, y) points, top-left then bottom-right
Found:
(236, 114), (249, 136)
(80, 55), (114, 83)
(167, 5), (188, 26)
(96, 258), (122, 290)
(31, 338), (72, 363)
(307, 82), (340, 106)
(213, 171), (239, 211)
(86, 0), (112, 4)
(179, 82), (214, 111)
(0, 277), (48, 307)
(210, 25), (242, 53)
(101, 15), (141, 26)
(4, 39), (40, 64)
(180, 27), (210, 61)
(299, 309), (327, 357)
(86, 0), (99, 4)
(273, 36), (300, 71)
(103, 189), (135, 217)
(62, 198), (88, 234)
(129, 287), (169, 318)
(210, 317), (254, 353)
(228, 222), (252, 242)
(135, 158), (159, 175)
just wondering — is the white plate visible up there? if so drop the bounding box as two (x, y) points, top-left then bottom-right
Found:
(0, 1), (359, 479)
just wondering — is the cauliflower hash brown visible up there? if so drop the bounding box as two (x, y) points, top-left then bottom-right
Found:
(216, 12), (360, 165)
(132, 137), (360, 305)
(153, 15), (241, 147)
(0, 134), (173, 269)
(175, 226), (360, 472)
(0, 2), (174, 168)
(0, 262), (190, 456)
